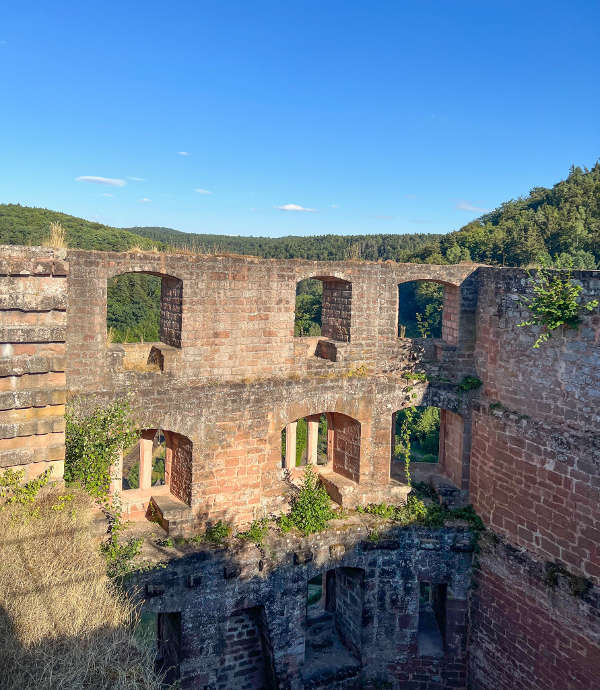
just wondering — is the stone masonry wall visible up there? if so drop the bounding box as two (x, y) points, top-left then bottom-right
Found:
(159, 276), (183, 348)
(168, 431), (193, 506)
(331, 413), (361, 482)
(335, 567), (364, 659)
(217, 606), (275, 690)
(470, 537), (600, 690)
(1, 245), (599, 689)
(468, 267), (600, 689)
(321, 279), (352, 342)
(438, 409), (464, 490)
(129, 523), (473, 690)
(0, 247), (67, 482)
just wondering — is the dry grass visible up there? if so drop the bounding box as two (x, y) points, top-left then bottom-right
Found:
(41, 221), (67, 248)
(0, 486), (166, 690)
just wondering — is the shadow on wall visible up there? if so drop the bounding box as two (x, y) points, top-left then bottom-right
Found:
(127, 518), (472, 690)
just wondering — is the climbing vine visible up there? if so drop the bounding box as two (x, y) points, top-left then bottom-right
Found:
(518, 269), (598, 348)
(395, 407), (414, 485)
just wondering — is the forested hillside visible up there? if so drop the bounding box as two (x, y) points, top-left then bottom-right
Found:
(0, 204), (158, 251)
(129, 226), (440, 262)
(435, 163), (600, 269)
(1, 163), (598, 341)
(2, 163), (598, 266)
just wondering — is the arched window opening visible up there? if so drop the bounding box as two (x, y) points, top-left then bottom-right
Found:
(107, 272), (183, 364)
(393, 406), (441, 467)
(282, 412), (360, 483)
(122, 429), (166, 490)
(281, 414), (328, 468)
(294, 279), (322, 337)
(117, 428), (192, 507)
(295, 277), (351, 343)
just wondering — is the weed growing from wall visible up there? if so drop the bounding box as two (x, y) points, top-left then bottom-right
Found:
(204, 520), (232, 545)
(396, 407), (414, 485)
(518, 268), (598, 348)
(280, 465), (335, 535)
(237, 518), (269, 547)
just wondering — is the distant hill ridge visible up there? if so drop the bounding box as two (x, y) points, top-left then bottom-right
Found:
(1, 163), (598, 267)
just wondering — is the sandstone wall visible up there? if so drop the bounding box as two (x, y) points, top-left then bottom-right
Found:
(1, 244), (599, 689)
(468, 267), (600, 690)
(0, 247), (67, 482)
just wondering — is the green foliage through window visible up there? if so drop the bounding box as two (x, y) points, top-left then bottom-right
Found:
(294, 279), (322, 336)
(398, 282), (444, 338)
(394, 406), (440, 471)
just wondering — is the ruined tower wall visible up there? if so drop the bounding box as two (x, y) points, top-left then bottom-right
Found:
(0, 247), (67, 482)
(468, 267), (600, 690)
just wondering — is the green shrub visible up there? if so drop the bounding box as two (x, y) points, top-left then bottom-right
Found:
(357, 496), (483, 531)
(65, 398), (138, 499)
(518, 268), (598, 348)
(284, 465), (335, 535)
(204, 520), (232, 545)
(237, 518), (269, 547)
(458, 376), (482, 392)
(100, 508), (143, 578)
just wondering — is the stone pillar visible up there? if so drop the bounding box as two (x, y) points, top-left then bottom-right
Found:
(139, 431), (155, 490)
(109, 448), (123, 495)
(306, 415), (320, 465)
(164, 438), (173, 488)
(326, 413), (335, 466)
(285, 421), (297, 469)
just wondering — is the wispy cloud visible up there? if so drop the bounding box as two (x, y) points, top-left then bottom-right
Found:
(127, 176), (145, 182)
(0, 40), (7, 46)
(275, 203), (316, 212)
(404, 193), (417, 200)
(101, 193), (113, 198)
(194, 188), (213, 195)
(177, 151), (190, 156)
(139, 198), (151, 203)
(76, 175), (126, 187)
(457, 200), (488, 213)
(329, 203), (339, 209)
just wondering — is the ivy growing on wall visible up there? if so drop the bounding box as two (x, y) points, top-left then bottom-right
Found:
(518, 268), (598, 348)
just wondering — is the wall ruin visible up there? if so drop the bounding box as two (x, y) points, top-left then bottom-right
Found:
(1, 245), (599, 689)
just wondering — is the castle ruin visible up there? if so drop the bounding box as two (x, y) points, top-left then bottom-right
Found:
(1, 245), (599, 689)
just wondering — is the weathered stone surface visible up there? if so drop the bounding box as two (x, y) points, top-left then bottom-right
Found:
(1, 245), (599, 689)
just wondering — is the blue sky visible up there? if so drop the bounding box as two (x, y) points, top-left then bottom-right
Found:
(1, 1), (599, 237)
